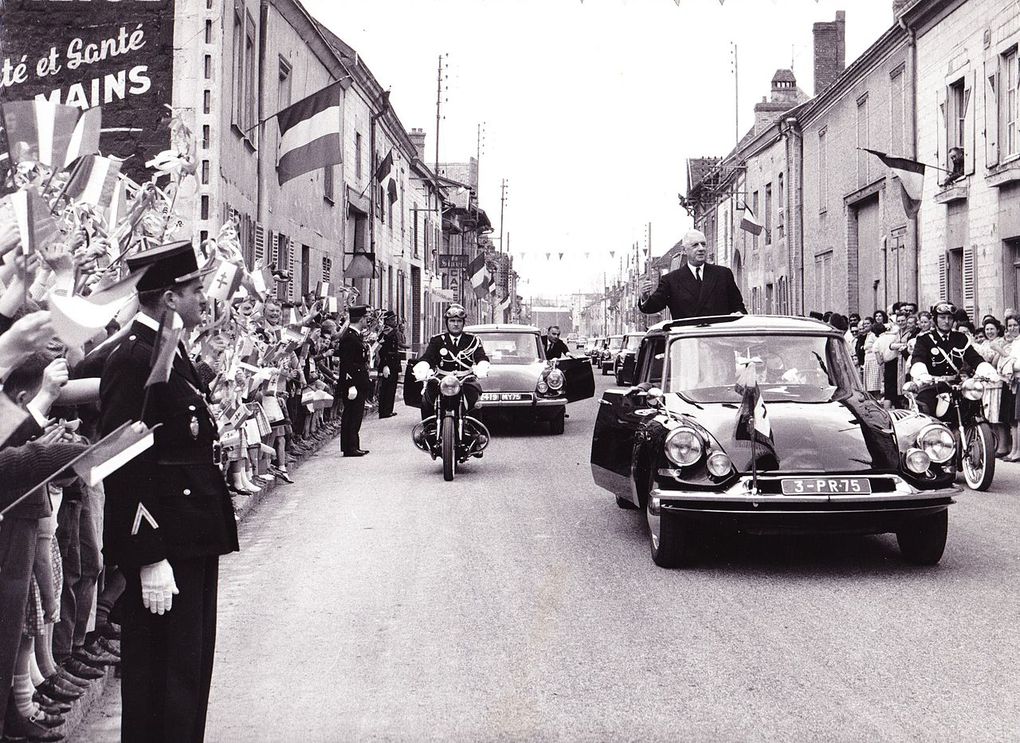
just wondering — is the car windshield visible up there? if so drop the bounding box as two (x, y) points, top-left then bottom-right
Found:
(624, 335), (643, 350)
(476, 332), (542, 365)
(607, 336), (624, 351)
(665, 333), (861, 403)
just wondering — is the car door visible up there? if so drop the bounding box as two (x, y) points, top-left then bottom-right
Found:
(402, 359), (422, 407)
(558, 356), (595, 402)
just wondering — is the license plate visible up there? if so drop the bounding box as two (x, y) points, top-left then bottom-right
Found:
(780, 478), (872, 495)
(480, 392), (529, 401)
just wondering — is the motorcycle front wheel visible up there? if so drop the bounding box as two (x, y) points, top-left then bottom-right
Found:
(441, 415), (456, 482)
(962, 422), (995, 491)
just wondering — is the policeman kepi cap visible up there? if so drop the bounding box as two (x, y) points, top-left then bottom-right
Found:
(347, 304), (369, 321)
(127, 240), (214, 292)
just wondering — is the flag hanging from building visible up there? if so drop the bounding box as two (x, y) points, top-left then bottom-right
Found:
(734, 359), (776, 461)
(63, 155), (122, 209)
(486, 273), (496, 295)
(862, 148), (925, 217)
(374, 150), (399, 203)
(468, 254), (489, 298)
(739, 206), (763, 235)
(276, 80), (345, 186)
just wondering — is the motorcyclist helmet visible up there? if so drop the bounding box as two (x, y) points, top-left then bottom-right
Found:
(445, 304), (467, 334)
(931, 301), (957, 318)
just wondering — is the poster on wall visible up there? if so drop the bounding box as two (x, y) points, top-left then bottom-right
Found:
(0, 0), (176, 186)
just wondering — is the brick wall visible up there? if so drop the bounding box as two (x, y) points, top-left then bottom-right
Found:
(813, 11), (846, 96)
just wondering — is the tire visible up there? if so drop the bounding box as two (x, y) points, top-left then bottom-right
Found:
(962, 422), (995, 491)
(441, 416), (456, 482)
(646, 499), (695, 568)
(615, 373), (624, 387)
(896, 509), (948, 565)
(549, 409), (565, 435)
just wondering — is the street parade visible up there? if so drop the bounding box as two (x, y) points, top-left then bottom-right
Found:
(0, 0), (1017, 741)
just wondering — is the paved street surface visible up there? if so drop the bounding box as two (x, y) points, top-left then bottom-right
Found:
(77, 376), (1020, 741)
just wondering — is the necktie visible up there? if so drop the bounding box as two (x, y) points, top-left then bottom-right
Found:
(695, 266), (702, 283)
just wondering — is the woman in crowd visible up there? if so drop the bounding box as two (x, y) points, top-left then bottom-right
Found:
(975, 316), (1010, 456)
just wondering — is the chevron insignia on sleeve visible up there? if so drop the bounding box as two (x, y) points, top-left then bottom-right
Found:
(130, 503), (159, 535)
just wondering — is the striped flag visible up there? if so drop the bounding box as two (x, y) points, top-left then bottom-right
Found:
(316, 279), (330, 298)
(64, 155), (122, 209)
(468, 254), (489, 298)
(276, 81), (344, 185)
(734, 359), (776, 462)
(145, 310), (184, 387)
(204, 259), (243, 301)
(739, 206), (763, 236)
(862, 148), (925, 217)
(11, 187), (58, 255)
(63, 107), (102, 168)
(0, 100), (92, 169)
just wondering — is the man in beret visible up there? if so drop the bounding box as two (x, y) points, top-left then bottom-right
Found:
(98, 241), (238, 743)
(337, 305), (372, 456)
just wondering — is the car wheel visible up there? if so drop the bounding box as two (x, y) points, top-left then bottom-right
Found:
(615, 493), (638, 509)
(615, 373), (624, 387)
(646, 497), (695, 568)
(896, 509), (948, 565)
(549, 409), (565, 435)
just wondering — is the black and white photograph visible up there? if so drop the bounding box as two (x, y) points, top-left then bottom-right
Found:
(0, 0), (1018, 740)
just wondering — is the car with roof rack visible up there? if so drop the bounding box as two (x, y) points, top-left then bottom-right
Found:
(590, 314), (961, 568)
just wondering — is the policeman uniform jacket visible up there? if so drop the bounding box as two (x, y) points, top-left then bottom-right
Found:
(909, 328), (986, 378)
(542, 336), (569, 360)
(638, 263), (747, 319)
(337, 326), (372, 394)
(420, 332), (489, 373)
(378, 327), (402, 373)
(98, 317), (239, 568)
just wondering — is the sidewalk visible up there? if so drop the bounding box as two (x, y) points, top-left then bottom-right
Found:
(62, 424), (347, 743)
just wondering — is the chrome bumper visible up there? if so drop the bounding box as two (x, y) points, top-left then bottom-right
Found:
(477, 397), (565, 409)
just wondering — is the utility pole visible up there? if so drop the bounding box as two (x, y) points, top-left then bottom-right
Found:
(434, 54), (448, 177)
(732, 42), (739, 146)
(498, 178), (508, 252)
(476, 122), (485, 200)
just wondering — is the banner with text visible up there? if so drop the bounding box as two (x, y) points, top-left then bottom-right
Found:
(0, 0), (176, 184)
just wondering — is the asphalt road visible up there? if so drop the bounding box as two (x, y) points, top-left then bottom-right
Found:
(77, 374), (1020, 741)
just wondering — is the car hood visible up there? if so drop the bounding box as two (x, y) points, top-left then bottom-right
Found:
(484, 361), (546, 392)
(663, 390), (899, 473)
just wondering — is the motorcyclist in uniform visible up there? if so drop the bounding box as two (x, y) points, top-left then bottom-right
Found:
(413, 304), (490, 423)
(908, 301), (997, 416)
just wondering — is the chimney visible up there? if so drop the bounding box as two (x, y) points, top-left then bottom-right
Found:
(813, 10), (846, 96)
(408, 128), (427, 161)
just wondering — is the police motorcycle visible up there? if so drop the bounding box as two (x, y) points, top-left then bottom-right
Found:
(405, 305), (492, 481)
(903, 302), (997, 491)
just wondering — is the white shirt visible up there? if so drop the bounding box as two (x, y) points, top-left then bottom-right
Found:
(688, 262), (706, 282)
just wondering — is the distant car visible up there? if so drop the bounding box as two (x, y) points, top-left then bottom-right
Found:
(587, 337), (606, 364)
(614, 332), (645, 386)
(576, 336), (588, 351)
(465, 324), (595, 434)
(601, 335), (624, 374)
(591, 314), (960, 568)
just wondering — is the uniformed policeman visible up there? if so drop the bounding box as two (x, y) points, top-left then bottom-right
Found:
(413, 304), (490, 421)
(908, 301), (997, 416)
(98, 241), (238, 743)
(338, 305), (372, 456)
(376, 310), (402, 419)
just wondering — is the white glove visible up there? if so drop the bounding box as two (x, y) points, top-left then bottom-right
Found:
(473, 360), (491, 379)
(139, 559), (179, 615)
(413, 360), (431, 382)
(347, 386), (357, 400)
(975, 361), (998, 380)
(382, 366), (390, 379)
(909, 362), (933, 385)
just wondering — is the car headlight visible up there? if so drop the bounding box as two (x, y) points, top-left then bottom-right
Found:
(961, 378), (985, 400)
(440, 375), (461, 397)
(706, 451), (732, 477)
(546, 369), (564, 390)
(916, 424), (955, 463)
(537, 379), (549, 394)
(905, 447), (932, 474)
(664, 427), (703, 467)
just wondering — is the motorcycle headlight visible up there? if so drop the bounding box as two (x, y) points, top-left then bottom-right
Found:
(916, 424), (955, 464)
(440, 375), (462, 397)
(962, 378), (985, 400)
(664, 427), (703, 467)
(905, 447), (932, 474)
(547, 369), (564, 390)
(706, 451), (732, 477)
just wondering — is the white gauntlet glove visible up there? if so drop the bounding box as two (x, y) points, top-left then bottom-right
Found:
(413, 361), (431, 382)
(382, 366), (391, 379)
(347, 386), (358, 401)
(473, 360), (491, 379)
(139, 559), (179, 615)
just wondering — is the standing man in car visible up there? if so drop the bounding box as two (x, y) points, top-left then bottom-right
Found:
(637, 229), (746, 319)
(541, 326), (569, 360)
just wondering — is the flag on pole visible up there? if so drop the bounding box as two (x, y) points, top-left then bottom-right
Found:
(1, 100), (81, 169)
(63, 107), (102, 168)
(734, 359), (776, 461)
(145, 311), (184, 387)
(70, 420), (157, 487)
(374, 150), (393, 183)
(739, 206), (763, 235)
(204, 259), (243, 301)
(486, 274), (496, 295)
(862, 148), (925, 217)
(468, 254), (489, 298)
(276, 81), (345, 185)
(11, 187), (58, 255)
(63, 155), (122, 209)
(316, 279), (330, 298)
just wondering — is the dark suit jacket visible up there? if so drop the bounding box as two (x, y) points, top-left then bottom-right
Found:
(99, 319), (239, 567)
(337, 327), (372, 394)
(541, 336), (569, 360)
(638, 263), (746, 319)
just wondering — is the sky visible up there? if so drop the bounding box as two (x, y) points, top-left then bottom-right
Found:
(303, 0), (895, 302)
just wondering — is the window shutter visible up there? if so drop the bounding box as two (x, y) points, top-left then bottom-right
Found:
(962, 245), (976, 319)
(286, 236), (296, 301)
(268, 229), (277, 267)
(936, 88), (948, 182)
(964, 70), (976, 175)
(986, 62), (999, 168)
(254, 224), (265, 265)
(938, 253), (948, 299)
